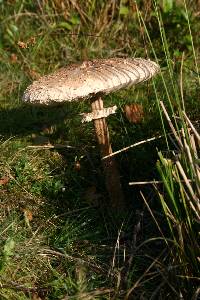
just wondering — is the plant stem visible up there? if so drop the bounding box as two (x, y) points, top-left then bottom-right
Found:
(91, 97), (125, 211)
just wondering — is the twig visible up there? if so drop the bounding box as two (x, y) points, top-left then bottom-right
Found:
(110, 222), (125, 274)
(102, 135), (163, 160)
(189, 133), (200, 193)
(52, 205), (96, 218)
(26, 144), (75, 150)
(129, 180), (164, 185)
(160, 101), (183, 148)
(61, 288), (115, 300)
(129, 179), (193, 185)
(181, 128), (200, 196)
(2, 12), (66, 23)
(102, 125), (185, 160)
(183, 112), (200, 143)
(39, 248), (104, 274)
(176, 161), (200, 214)
(172, 170), (200, 221)
(0, 281), (48, 293)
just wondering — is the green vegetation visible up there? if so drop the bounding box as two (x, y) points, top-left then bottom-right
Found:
(0, 1), (199, 299)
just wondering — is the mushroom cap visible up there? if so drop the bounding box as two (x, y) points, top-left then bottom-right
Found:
(23, 58), (160, 105)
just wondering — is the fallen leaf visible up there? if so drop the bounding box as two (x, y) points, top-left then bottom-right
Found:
(20, 208), (33, 221)
(124, 103), (144, 123)
(32, 292), (42, 300)
(74, 161), (81, 171)
(28, 36), (36, 46)
(17, 41), (28, 48)
(10, 53), (18, 63)
(0, 177), (10, 186)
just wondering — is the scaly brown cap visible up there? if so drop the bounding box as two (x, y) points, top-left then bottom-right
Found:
(23, 58), (160, 105)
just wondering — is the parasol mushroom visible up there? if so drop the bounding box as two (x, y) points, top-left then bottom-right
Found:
(23, 58), (160, 211)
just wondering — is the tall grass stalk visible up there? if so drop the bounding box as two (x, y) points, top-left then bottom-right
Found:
(135, 2), (170, 149)
(134, 2), (200, 298)
(156, 102), (200, 298)
(183, 0), (200, 85)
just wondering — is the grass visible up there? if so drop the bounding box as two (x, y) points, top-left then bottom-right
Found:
(0, 1), (200, 299)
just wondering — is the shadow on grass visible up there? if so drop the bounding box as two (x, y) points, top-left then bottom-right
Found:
(0, 103), (84, 137)
(0, 100), (165, 219)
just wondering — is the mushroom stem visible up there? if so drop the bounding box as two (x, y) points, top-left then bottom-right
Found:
(91, 97), (125, 211)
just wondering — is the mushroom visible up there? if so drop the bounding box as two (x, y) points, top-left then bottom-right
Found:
(23, 58), (160, 211)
